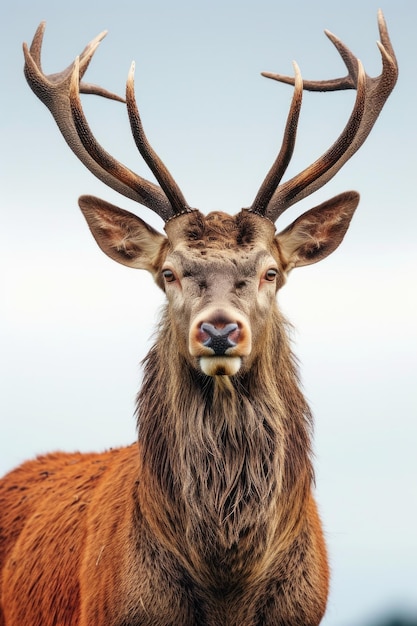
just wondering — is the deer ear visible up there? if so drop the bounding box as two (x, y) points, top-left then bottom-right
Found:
(275, 191), (359, 272)
(78, 195), (167, 275)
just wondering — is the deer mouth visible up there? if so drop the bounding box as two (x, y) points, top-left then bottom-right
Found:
(199, 355), (242, 377)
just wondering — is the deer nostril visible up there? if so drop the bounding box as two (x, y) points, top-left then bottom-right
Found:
(200, 322), (239, 355)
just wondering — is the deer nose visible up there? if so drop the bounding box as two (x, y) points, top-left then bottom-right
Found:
(200, 322), (239, 356)
(189, 307), (252, 364)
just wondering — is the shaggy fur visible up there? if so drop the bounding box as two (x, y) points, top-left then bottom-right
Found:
(0, 306), (329, 625)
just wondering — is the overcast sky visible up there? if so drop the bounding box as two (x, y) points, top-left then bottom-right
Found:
(1, 1), (416, 624)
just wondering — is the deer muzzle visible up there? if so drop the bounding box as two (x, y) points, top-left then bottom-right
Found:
(189, 308), (252, 376)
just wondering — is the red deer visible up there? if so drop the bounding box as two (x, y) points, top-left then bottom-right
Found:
(0, 12), (397, 625)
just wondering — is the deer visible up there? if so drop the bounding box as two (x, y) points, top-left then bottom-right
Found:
(0, 11), (397, 626)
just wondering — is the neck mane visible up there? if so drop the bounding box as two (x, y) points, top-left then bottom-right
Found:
(136, 305), (314, 587)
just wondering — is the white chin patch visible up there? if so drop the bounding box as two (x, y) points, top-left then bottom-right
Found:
(199, 356), (242, 377)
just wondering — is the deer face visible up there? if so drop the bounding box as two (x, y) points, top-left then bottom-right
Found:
(79, 192), (359, 377)
(162, 211), (281, 376)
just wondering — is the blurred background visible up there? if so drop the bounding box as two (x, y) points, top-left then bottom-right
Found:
(362, 618), (417, 626)
(1, 0), (416, 624)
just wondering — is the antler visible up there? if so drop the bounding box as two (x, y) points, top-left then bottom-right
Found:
(249, 10), (398, 223)
(24, 14), (397, 225)
(23, 22), (190, 222)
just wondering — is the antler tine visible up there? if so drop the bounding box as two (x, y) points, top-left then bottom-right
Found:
(262, 29), (359, 92)
(258, 10), (398, 223)
(25, 21), (125, 102)
(23, 23), (175, 221)
(126, 62), (191, 215)
(247, 62), (303, 217)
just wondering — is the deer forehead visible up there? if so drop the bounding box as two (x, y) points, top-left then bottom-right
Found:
(164, 210), (278, 260)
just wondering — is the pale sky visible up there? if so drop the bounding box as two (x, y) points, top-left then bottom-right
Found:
(1, 1), (416, 624)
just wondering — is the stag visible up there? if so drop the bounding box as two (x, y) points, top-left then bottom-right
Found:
(0, 12), (397, 626)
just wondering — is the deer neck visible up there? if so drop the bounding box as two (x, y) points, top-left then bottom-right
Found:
(135, 307), (313, 586)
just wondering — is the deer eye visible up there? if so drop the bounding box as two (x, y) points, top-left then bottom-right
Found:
(162, 269), (176, 283)
(264, 268), (278, 282)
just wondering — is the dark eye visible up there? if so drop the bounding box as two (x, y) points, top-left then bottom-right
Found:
(264, 268), (278, 282)
(162, 269), (176, 283)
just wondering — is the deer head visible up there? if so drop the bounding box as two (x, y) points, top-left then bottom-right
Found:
(23, 11), (397, 379)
